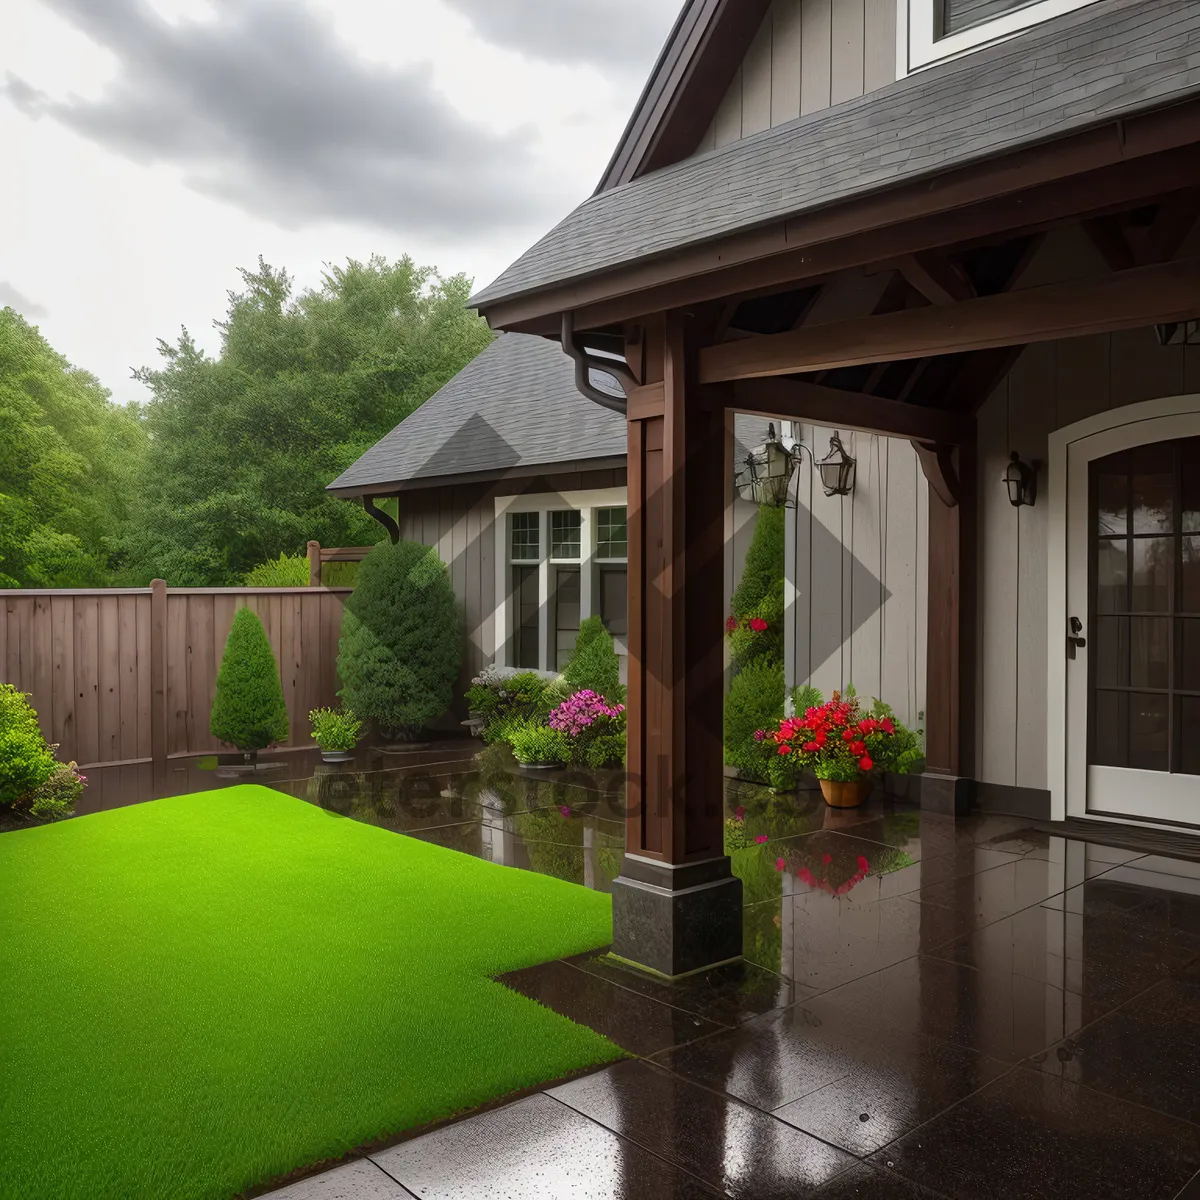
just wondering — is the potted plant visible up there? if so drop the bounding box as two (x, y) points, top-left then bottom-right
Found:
(763, 690), (909, 808)
(504, 718), (571, 769)
(308, 706), (364, 763)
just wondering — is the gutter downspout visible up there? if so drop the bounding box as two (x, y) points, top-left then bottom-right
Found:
(363, 495), (400, 544)
(561, 312), (636, 416)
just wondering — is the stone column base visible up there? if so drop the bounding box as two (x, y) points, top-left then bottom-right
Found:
(918, 772), (976, 817)
(610, 854), (743, 979)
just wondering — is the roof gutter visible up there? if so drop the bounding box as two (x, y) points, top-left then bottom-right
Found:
(561, 311), (635, 417)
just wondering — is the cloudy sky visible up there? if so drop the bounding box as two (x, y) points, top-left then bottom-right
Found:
(3, 0), (677, 403)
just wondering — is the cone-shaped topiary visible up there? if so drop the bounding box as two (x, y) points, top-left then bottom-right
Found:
(337, 539), (463, 740)
(209, 607), (290, 755)
(562, 614), (623, 704)
(728, 505), (785, 669)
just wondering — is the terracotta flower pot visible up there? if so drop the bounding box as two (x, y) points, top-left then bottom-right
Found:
(818, 777), (873, 808)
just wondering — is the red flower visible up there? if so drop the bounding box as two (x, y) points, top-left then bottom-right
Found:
(822, 853), (832, 865)
(749, 617), (769, 632)
(776, 857), (786, 872)
(859, 755), (873, 771)
(798, 867), (815, 885)
(856, 855), (870, 872)
(803, 741), (820, 752)
(881, 718), (895, 734)
(842, 729), (856, 742)
(725, 615), (738, 633)
(814, 731), (827, 747)
(778, 744), (792, 755)
(754, 834), (769, 845)
(851, 740), (866, 756)
(734, 805), (746, 821)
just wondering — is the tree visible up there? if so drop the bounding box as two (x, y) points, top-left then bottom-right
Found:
(337, 540), (462, 740)
(0, 309), (146, 587)
(562, 615), (624, 703)
(121, 256), (493, 584)
(209, 608), (290, 757)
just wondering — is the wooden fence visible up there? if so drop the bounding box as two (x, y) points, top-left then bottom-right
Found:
(0, 582), (352, 769)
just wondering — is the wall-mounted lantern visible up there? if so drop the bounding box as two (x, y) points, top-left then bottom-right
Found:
(816, 433), (856, 497)
(1004, 451), (1037, 507)
(734, 423), (796, 508)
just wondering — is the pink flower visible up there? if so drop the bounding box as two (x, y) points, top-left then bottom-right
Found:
(776, 857), (786, 872)
(725, 615), (739, 633)
(753, 729), (766, 742)
(754, 834), (768, 845)
(749, 617), (769, 632)
(560, 806), (571, 818)
(734, 805), (746, 821)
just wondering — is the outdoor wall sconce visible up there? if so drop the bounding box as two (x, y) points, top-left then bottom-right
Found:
(1004, 451), (1037, 507)
(734, 426), (857, 508)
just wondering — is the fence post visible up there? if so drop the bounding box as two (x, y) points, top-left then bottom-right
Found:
(150, 579), (168, 788)
(307, 541), (321, 588)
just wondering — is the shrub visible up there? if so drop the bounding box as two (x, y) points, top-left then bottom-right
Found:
(244, 553), (308, 587)
(726, 578), (785, 667)
(466, 669), (557, 742)
(0, 684), (57, 808)
(562, 615), (623, 703)
(338, 539), (463, 739)
(210, 607), (290, 753)
(727, 505), (785, 669)
(548, 690), (626, 768)
(505, 718), (571, 766)
(308, 706), (364, 752)
(26, 762), (86, 820)
(723, 659), (789, 787)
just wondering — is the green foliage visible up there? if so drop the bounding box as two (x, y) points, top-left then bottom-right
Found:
(0, 308), (147, 587)
(581, 728), (627, 770)
(244, 553), (309, 587)
(338, 540), (463, 738)
(727, 578), (785, 666)
(308, 706), (364, 752)
(869, 698), (926, 774)
(119, 257), (492, 584)
(723, 659), (789, 786)
(466, 670), (556, 743)
(26, 762), (85, 821)
(0, 684), (57, 808)
(728, 505), (785, 668)
(791, 684), (823, 714)
(505, 718), (571, 766)
(562, 616), (623, 703)
(210, 608), (290, 752)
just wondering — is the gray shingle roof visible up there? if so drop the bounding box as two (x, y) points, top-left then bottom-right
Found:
(471, 0), (1200, 311)
(326, 334), (626, 494)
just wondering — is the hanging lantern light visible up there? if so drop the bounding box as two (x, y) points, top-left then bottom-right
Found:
(734, 423), (797, 508)
(816, 433), (856, 497)
(1004, 451), (1037, 507)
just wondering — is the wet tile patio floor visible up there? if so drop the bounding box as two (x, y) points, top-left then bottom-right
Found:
(74, 748), (1200, 1198)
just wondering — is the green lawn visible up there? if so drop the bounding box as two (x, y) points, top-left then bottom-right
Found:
(0, 786), (620, 1200)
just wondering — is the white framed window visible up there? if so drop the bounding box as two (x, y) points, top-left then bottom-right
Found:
(899, 0), (1098, 74)
(495, 489), (628, 674)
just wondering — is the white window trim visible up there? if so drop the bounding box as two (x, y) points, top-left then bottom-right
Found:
(898, 0), (1098, 75)
(494, 488), (627, 672)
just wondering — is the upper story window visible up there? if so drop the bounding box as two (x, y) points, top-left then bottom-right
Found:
(904, 0), (1098, 72)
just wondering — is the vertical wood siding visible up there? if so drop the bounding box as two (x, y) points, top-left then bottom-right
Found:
(975, 227), (1200, 790)
(0, 587), (351, 768)
(697, 0), (897, 154)
(786, 429), (927, 727)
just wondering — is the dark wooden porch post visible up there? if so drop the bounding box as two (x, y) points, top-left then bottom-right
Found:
(921, 442), (977, 815)
(612, 310), (742, 977)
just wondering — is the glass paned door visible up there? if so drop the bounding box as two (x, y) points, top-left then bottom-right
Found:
(1084, 436), (1200, 825)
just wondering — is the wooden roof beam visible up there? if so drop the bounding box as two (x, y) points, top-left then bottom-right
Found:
(896, 252), (976, 306)
(698, 256), (1200, 383)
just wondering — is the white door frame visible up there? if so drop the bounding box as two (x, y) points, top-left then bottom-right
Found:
(1047, 394), (1200, 824)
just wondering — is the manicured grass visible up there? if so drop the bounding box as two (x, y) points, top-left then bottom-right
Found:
(0, 786), (620, 1200)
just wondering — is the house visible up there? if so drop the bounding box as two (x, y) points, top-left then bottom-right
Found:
(329, 332), (930, 723)
(460, 0), (1200, 976)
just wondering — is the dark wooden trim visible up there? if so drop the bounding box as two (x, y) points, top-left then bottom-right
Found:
(597, 0), (774, 191)
(912, 442), (961, 507)
(897, 252), (975, 305)
(627, 380), (666, 420)
(149, 578), (168, 791)
(729, 377), (972, 444)
(325, 456), (629, 498)
(924, 444), (976, 778)
(486, 125), (1200, 334)
(699, 256), (1200, 382)
(1082, 215), (1136, 273)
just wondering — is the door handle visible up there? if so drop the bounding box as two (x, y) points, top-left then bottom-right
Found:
(1067, 616), (1086, 659)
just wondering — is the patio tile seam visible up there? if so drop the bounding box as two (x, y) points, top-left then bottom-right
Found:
(538, 1090), (728, 1196)
(1053, 1072), (1200, 1134)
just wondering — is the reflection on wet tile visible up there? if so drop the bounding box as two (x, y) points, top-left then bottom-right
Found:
(745, 889), (974, 992)
(1030, 980), (1200, 1123)
(979, 829), (1143, 869)
(548, 1060), (854, 1199)
(371, 1092), (722, 1199)
(913, 856), (1092, 930)
(1043, 875), (1200, 951)
(817, 955), (1107, 1063)
(661, 1000), (1007, 1156)
(872, 1067), (1200, 1200)
(570, 953), (800, 1027)
(812, 1163), (957, 1199)
(498, 960), (723, 1056)
(266, 1158), (414, 1199)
